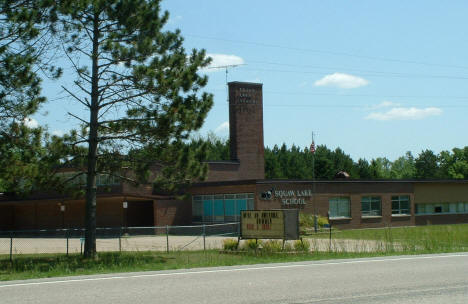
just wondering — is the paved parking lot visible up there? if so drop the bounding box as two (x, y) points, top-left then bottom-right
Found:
(0, 236), (386, 255)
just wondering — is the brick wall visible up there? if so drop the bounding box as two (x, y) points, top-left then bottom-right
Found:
(415, 214), (468, 225)
(256, 181), (415, 229)
(154, 199), (191, 226)
(228, 82), (265, 180)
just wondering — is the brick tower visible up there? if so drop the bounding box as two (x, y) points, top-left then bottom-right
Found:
(228, 81), (265, 180)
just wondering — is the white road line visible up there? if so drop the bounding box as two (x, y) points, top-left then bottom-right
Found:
(1, 253), (467, 289)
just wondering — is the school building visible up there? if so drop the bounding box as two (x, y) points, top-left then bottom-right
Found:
(1, 81), (467, 231)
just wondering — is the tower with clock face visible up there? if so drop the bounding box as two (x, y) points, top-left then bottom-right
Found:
(228, 81), (265, 180)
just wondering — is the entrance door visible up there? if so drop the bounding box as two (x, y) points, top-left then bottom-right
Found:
(127, 201), (154, 227)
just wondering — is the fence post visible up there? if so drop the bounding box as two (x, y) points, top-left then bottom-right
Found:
(9, 233), (13, 262)
(66, 230), (69, 256)
(119, 227), (122, 252)
(203, 224), (206, 252)
(166, 225), (169, 253)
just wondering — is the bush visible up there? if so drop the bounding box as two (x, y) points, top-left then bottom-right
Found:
(299, 212), (329, 232)
(223, 239), (238, 251)
(283, 242), (293, 252)
(262, 240), (283, 252)
(243, 239), (262, 251)
(294, 239), (310, 252)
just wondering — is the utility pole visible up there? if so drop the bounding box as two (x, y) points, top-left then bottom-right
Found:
(311, 132), (318, 233)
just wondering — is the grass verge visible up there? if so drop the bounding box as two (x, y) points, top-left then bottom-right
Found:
(0, 250), (419, 282)
(306, 223), (468, 252)
(1, 224), (467, 281)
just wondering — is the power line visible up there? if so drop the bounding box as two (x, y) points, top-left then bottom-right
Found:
(240, 67), (468, 81)
(246, 60), (468, 80)
(208, 88), (468, 100)
(188, 34), (468, 70)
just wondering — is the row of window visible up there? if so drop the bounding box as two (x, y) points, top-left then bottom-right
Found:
(192, 194), (255, 223)
(193, 194), (468, 222)
(329, 195), (411, 218)
(415, 202), (468, 215)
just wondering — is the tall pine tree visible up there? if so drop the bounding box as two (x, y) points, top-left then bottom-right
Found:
(56, 0), (213, 257)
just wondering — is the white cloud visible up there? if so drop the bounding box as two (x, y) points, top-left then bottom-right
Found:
(215, 121), (229, 133)
(52, 130), (64, 136)
(367, 101), (401, 110)
(204, 54), (245, 71)
(378, 101), (400, 108)
(23, 117), (39, 128)
(365, 107), (442, 121)
(314, 73), (369, 89)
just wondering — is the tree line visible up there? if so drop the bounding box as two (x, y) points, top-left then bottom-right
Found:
(199, 137), (468, 180)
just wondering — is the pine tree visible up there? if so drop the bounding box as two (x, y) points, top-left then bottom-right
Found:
(0, 0), (60, 128)
(56, 1), (213, 257)
(0, 1), (61, 193)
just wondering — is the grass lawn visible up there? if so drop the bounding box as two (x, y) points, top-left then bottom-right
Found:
(307, 223), (468, 253)
(0, 250), (396, 282)
(1, 224), (467, 281)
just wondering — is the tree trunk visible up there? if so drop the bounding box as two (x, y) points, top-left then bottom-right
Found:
(84, 10), (100, 259)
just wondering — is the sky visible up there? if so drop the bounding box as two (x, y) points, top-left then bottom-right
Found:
(32, 0), (468, 161)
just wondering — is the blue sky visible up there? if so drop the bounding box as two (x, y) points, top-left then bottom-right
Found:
(32, 1), (468, 161)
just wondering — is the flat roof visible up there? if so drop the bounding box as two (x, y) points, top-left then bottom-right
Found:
(191, 179), (468, 187)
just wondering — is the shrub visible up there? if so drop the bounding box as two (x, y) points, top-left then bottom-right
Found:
(243, 239), (262, 251)
(294, 239), (310, 252)
(223, 239), (238, 251)
(262, 240), (283, 252)
(283, 242), (293, 252)
(317, 216), (329, 228)
(299, 212), (329, 232)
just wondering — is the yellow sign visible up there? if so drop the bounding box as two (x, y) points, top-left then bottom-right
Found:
(241, 210), (285, 239)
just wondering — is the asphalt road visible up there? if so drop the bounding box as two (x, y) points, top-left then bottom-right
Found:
(1, 253), (467, 304)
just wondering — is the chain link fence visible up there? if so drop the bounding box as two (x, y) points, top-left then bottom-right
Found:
(0, 222), (240, 261)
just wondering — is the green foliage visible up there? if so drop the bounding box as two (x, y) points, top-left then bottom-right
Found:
(299, 213), (329, 233)
(265, 143), (468, 181)
(293, 240), (310, 252)
(54, 0), (214, 256)
(265, 144), (358, 180)
(390, 152), (415, 179)
(308, 224), (468, 253)
(189, 132), (230, 161)
(262, 240), (283, 252)
(415, 149), (439, 179)
(243, 239), (262, 251)
(0, 0), (61, 128)
(222, 239), (238, 251)
(283, 242), (293, 252)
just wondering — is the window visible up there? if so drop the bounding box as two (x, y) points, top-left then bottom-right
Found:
(361, 196), (381, 217)
(329, 197), (350, 218)
(391, 195), (410, 215)
(192, 193), (254, 223)
(192, 196), (203, 222)
(415, 202), (468, 215)
(202, 195), (214, 222)
(214, 195), (224, 222)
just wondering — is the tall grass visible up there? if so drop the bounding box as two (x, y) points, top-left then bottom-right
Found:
(0, 250), (389, 281)
(308, 224), (468, 253)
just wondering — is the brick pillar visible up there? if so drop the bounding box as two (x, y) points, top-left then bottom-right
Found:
(228, 81), (265, 180)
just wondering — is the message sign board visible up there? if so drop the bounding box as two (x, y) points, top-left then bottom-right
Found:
(240, 210), (299, 240)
